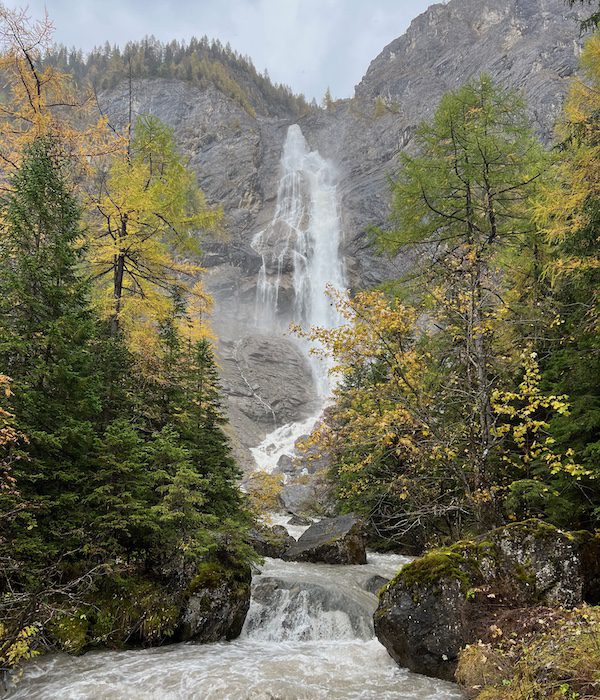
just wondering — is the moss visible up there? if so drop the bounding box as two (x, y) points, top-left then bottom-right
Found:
(499, 518), (564, 541)
(388, 540), (492, 595)
(189, 559), (251, 593)
(88, 575), (181, 648)
(513, 562), (536, 588)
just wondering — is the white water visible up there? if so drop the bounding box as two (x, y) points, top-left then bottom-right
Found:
(250, 414), (318, 474)
(5, 552), (463, 699)
(252, 123), (345, 399)
(250, 124), (347, 473)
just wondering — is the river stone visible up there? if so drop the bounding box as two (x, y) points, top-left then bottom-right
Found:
(247, 524), (295, 558)
(364, 575), (390, 595)
(374, 520), (598, 682)
(179, 561), (251, 643)
(283, 513), (367, 565)
(288, 514), (312, 526)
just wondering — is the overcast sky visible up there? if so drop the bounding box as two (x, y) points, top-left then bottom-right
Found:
(14, 0), (434, 100)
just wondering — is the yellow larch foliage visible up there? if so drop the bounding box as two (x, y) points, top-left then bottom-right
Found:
(536, 32), (600, 279)
(0, 6), (117, 177)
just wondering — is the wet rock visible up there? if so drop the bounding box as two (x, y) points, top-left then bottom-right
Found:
(374, 520), (598, 682)
(179, 561), (251, 643)
(288, 514), (312, 526)
(364, 575), (389, 595)
(274, 454), (295, 475)
(247, 524), (295, 558)
(284, 513), (367, 565)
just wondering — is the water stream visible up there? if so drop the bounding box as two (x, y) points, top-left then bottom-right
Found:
(4, 126), (463, 699)
(5, 549), (462, 699)
(250, 123), (347, 470)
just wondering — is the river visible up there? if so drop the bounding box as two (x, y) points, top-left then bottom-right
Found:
(5, 544), (462, 699)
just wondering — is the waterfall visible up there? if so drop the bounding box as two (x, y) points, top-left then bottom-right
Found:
(252, 124), (345, 398)
(250, 125), (346, 472)
(4, 125), (462, 700)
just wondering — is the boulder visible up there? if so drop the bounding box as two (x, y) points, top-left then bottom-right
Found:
(374, 520), (599, 682)
(287, 514), (312, 527)
(364, 574), (390, 595)
(279, 483), (316, 514)
(284, 513), (367, 565)
(179, 560), (251, 643)
(247, 523), (295, 558)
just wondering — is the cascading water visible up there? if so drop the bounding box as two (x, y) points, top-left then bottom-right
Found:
(250, 124), (346, 471)
(252, 124), (345, 398)
(5, 552), (463, 699)
(4, 127), (463, 699)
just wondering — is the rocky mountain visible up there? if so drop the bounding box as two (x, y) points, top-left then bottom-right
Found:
(97, 0), (584, 467)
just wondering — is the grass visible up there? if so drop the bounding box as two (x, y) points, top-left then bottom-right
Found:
(456, 604), (600, 699)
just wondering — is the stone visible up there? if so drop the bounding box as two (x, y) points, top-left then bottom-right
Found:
(364, 575), (390, 595)
(373, 519), (598, 682)
(287, 514), (312, 526)
(279, 483), (317, 515)
(179, 561), (251, 643)
(247, 523), (295, 558)
(284, 513), (367, 565)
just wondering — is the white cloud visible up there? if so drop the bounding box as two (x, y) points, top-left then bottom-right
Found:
(14, 0), (433, 99)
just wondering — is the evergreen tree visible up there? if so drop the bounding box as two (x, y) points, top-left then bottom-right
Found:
(0, 137), (101, 560)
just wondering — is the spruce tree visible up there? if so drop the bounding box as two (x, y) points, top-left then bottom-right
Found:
(0, 137), (101, 560)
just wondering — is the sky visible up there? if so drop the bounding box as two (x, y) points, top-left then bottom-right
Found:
(14, 0), (435, 100)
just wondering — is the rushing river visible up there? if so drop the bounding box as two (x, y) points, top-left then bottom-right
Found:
(5, 548), (462, 699)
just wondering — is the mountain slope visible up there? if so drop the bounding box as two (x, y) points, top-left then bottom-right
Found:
(93, 0), (585, 466)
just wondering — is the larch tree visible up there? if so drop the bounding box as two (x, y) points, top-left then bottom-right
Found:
(89, 114), (220, 345)
(381, 75), (547, 501)
(0, 4), (113, 177)
(535, 31), (600, 524)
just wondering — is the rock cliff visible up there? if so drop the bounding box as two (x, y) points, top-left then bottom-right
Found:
(97, 0), (584, 466)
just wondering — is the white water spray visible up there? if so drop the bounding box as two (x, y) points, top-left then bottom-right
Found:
(252, 124), (345, 398)
(251, 125), (346, 471)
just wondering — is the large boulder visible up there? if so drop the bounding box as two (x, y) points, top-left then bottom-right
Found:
(179, 560), (252, 643)
(374, 520), (600, 682)
(284, 513), (367, 564)
(247, 523), (295, 558)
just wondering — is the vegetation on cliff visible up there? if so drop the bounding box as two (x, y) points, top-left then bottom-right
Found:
(42, 35), (311, 119)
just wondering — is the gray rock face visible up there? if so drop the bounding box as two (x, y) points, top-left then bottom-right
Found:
(306, 0), (584, 290)
(373, 520), (597, 682)
(284, 514), (367, 565)
(279, 483), (317, 516)
(217, 335), (319, 468)
(96, 0), (585, 467)
(179, 562), (251, 643)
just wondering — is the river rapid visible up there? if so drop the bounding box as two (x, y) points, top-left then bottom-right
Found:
(5, 547), (462, 699)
